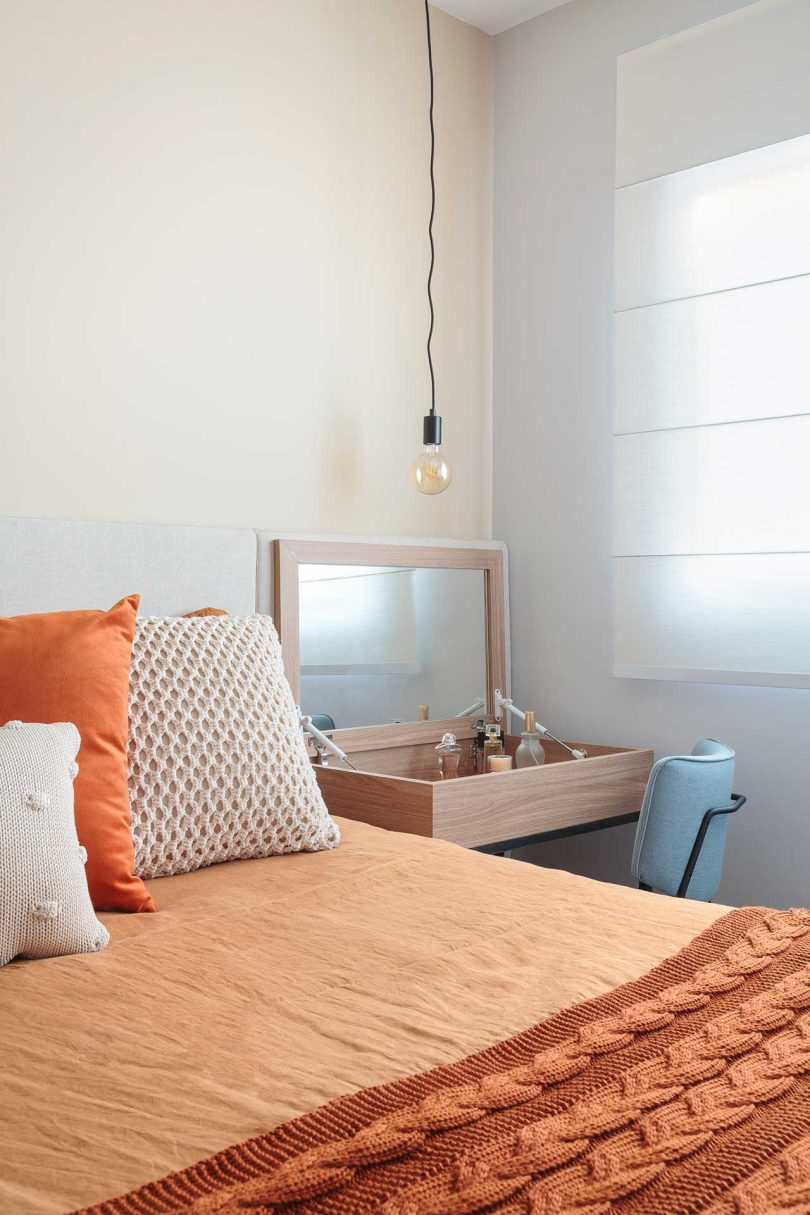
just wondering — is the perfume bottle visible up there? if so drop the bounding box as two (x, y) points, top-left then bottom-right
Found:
(515, 711), (545, 768)
(470, 718), (487, 773)
(482, 724), (504, 770)
(435, 732), (462, 779)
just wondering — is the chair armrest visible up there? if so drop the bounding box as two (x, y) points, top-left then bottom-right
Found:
(676, 794), (746, 898)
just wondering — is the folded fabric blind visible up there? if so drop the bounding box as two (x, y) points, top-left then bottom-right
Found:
(614, 0), (810, 688)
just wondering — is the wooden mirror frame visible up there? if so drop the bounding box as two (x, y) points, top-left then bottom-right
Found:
(273, 539), (507, 747)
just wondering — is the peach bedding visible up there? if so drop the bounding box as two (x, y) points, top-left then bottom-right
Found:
(0, 818), (724, 1215)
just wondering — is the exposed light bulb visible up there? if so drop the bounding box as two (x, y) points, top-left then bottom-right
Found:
(411, 443), (453, 495)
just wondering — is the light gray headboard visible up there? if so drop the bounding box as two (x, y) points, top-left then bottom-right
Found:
(0, 517), (258, 617)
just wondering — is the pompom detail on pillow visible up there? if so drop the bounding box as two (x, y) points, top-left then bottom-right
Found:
(0, 721), (110, 966)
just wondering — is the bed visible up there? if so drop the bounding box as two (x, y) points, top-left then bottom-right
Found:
(1, 518), (802, 1215)
(0, 816), (724, 1214)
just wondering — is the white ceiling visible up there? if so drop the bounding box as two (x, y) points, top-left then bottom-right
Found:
(434, 0), (572, 36)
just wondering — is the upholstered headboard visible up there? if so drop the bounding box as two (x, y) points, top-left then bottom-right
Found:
(0, 517), (258, 617)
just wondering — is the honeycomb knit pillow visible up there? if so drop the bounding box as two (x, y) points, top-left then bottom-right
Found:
(0, 721), (110, 966)
(127, 615), (340, 878)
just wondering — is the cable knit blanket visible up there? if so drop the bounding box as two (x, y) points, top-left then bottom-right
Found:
(75, 906), (810, 1215)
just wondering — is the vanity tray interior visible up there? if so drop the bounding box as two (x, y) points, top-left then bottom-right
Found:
(314, 732), (654, 851)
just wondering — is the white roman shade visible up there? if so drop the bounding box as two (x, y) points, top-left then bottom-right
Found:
(614, 0), (810, 688)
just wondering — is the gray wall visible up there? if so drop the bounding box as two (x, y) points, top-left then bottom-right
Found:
(493, 0), (810, 909)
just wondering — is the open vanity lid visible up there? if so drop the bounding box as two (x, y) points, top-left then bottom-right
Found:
(272, 538), (508, 749)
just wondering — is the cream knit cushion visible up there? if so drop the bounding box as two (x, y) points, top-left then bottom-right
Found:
(128, 615), (340, 879)
(0, 721), (110, 966)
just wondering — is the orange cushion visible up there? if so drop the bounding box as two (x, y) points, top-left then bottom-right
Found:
(182, 607), (228, 617)
(0, 595), (154, 913)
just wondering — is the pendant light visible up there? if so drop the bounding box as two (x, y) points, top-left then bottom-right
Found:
(410, 0), (453, 496)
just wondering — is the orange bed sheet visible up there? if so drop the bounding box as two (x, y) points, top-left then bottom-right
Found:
(0, 817), (724, 1214)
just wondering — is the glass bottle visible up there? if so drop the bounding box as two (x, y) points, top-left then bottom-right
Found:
(470, 719), (487, 773)
(515, 711), (545, 768)
(435, 732), (462, 779)
(482, 724), (504, 770)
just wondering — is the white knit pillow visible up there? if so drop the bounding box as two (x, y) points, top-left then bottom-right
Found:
(0, 721), (110, 967)
(127, 615), (340, 878)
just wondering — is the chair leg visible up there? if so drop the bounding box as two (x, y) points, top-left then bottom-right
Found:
(638, 881), (652, 892)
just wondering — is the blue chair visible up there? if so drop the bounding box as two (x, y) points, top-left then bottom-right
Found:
(631, 740), (745, 900)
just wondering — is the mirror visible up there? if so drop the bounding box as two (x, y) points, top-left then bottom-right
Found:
(298, 564), (487, 729)
(274, 541), (506, 733)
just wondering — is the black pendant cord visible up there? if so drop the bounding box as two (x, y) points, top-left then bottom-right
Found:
(425, 0), (436, 419)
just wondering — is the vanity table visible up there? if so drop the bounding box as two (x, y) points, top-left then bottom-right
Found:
(313, 729), (652, 852)
(273, 538), (653, 853)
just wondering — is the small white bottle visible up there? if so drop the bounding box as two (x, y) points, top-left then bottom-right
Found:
(515, 711), (545, 768)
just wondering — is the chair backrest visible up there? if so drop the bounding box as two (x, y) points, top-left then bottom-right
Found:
(309, 713), (336, 733)
(631, 739), (735, 899)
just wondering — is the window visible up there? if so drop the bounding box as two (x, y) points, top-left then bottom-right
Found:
(613, 0), (810, 688)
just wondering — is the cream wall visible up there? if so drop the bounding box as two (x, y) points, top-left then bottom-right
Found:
(0, 1), (492, 539)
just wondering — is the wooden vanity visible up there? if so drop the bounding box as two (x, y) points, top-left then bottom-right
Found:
(272, 536), (654, 854)
(312, 722), (653, 852)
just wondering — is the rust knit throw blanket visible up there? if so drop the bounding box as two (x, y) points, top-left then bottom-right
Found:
(75, 906), (810, 1215)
